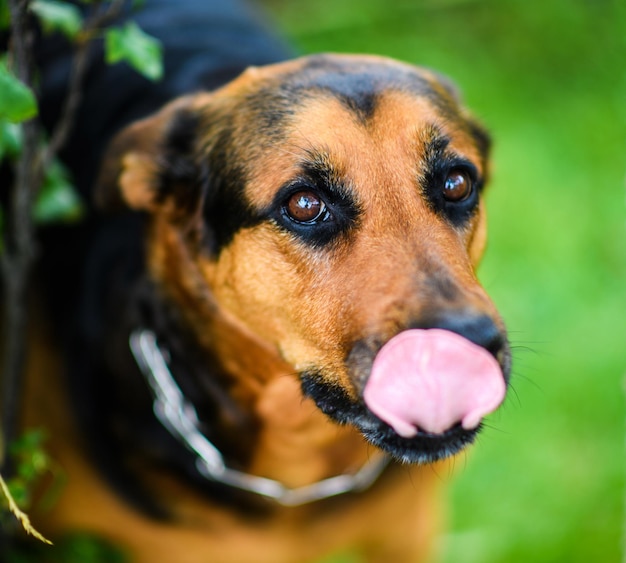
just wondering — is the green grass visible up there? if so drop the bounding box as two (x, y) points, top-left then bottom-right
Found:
(264, 1), (625, 561)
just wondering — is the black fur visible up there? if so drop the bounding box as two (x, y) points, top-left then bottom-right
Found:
(201, 125), (264, 254)
(156, 110), (206, 215)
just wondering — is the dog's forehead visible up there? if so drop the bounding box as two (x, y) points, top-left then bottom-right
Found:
(230, 54), (460, 127)
(265, 54), (455, 116)
(227, 56), (486, 209)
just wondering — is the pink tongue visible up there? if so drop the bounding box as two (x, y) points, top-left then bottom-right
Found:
(363, 329), (505, 437)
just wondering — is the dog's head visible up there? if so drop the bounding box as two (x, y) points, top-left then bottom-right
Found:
(97, 54), (510, 464)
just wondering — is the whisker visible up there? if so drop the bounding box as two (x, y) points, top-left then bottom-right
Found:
(504, 382), (522, 408)
(480, 422), (510, 436)
(509, 344), (543, 356)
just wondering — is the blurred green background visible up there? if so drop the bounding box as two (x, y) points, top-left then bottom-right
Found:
(262, 0), (625, 562)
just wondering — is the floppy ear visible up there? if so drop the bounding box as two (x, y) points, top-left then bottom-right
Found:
(95, 94), (211, 218)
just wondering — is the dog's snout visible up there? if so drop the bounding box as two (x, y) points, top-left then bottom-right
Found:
(411, 311), (506, 360)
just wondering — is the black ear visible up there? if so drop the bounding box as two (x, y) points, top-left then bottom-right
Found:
(95, 94), (210, 218)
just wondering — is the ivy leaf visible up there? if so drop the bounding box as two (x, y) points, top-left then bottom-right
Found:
(0, 118), (23, 162)
(105, 21), (163, 81)
(33, 159), (84, 224)
(0, 61), (38, 123)
(30, 0), (83, 40)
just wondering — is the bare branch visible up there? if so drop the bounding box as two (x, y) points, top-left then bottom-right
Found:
(2, 0), (131, 471)
(1, 0), (43, 469)
(44, 0), (126, 166)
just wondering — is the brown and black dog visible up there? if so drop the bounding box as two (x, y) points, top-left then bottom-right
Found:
(22, 3), (510, 563)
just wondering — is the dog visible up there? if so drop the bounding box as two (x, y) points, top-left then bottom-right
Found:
(22, 1), (510, 561)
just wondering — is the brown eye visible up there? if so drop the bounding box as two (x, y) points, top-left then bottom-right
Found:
(443, 169), (472, 202)
(285, 191), (326, 223)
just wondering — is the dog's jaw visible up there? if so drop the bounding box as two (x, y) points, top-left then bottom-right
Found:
(300, 371), (481, 465)
(248, 374), (377, 488)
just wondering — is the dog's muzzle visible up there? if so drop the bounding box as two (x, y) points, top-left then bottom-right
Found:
(302, 311), (510, 464)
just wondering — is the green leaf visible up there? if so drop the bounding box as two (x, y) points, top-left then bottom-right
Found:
(17, 459), (41, 483)
(30, 0), (83, 40)
(33, 160), (84, 224)
(10, 432), (49, 484)
(105, 21), (163, 81)
(9, 429), (47, 454)
(0, 0), (10, 31)
(0, 62), (38, 123)
(54, 533), (129, 563)
(9, 430), (47, 469)
(0, 119), (23, 162)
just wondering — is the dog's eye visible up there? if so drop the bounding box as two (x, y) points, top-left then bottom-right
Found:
(284, 191), (327, 223)
(443, 169), (472, 202)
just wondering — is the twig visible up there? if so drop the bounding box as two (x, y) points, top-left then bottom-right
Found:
(0, 472), (52, 544)
(43, 0), (126, 166)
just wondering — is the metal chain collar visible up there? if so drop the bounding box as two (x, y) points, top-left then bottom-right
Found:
(129, 329), (389, 506)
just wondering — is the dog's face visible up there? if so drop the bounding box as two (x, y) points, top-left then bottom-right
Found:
(98, 54), (510, 464)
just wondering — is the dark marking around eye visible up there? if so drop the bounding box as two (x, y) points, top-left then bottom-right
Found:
(267, 150), (361, 248)
(420, 127), (482, 226)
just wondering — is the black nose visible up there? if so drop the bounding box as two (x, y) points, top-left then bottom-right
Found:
(410, 311), (506, 359)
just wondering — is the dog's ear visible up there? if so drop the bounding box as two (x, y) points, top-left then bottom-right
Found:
(95, 94), (211, 217)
